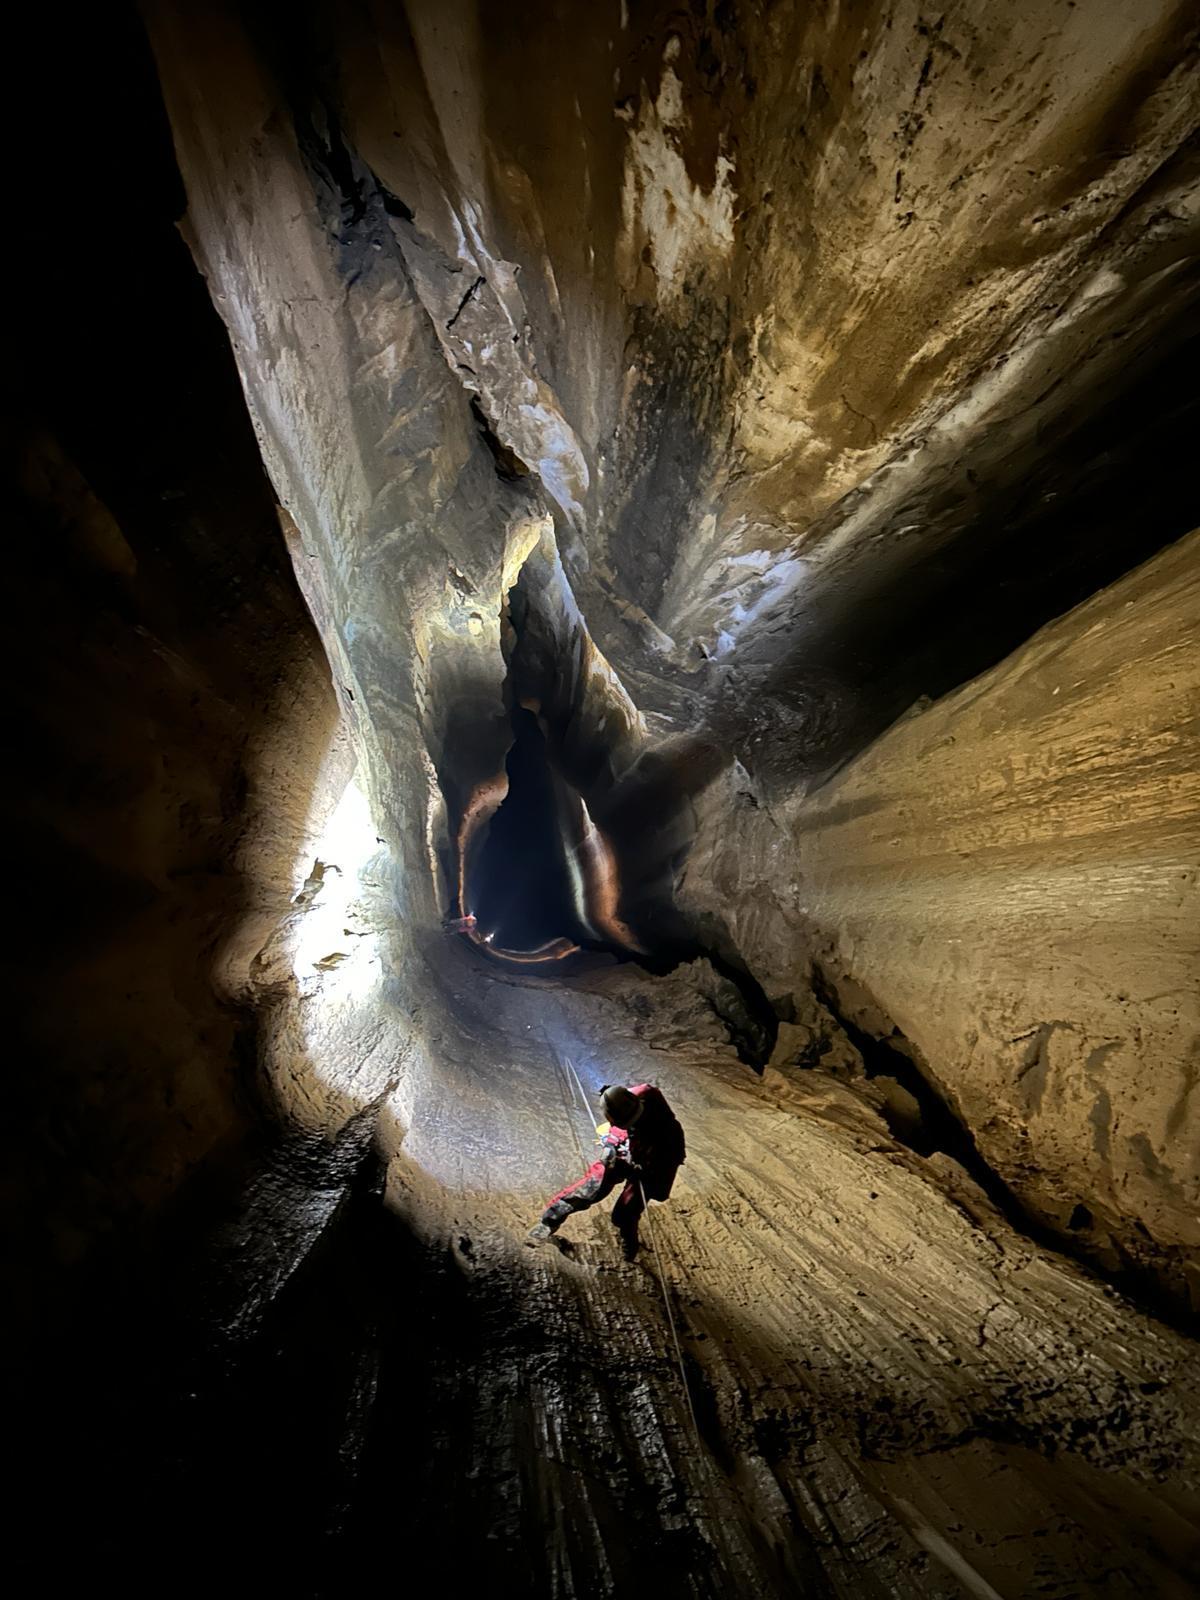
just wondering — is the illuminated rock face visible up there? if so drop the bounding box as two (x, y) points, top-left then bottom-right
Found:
(145, 0), (1199, 1292)
(684, 532), (1200, 1306)
(12, 2), (1200, 1594)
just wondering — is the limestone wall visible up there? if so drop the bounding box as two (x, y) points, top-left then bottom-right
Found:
(690, 533), (1200, 1306)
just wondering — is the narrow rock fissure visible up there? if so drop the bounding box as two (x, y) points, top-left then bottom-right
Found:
(809, 964), (989, 1168)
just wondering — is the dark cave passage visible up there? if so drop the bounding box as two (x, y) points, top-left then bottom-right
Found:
(468, 707), (588, 950)
(459, 596), (780, 1064)
(460, 703), (778, 1069)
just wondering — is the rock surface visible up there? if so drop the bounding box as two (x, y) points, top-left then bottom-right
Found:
(688, 530), (1200, 1308)
(4, 8), (339, 1339)
(10, 2), (1200, 1595)
(33, 959), (1200, 1597)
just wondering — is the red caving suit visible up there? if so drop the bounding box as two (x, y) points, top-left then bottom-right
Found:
(540, 1084), (686, 1249)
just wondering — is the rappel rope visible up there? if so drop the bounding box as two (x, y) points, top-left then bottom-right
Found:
(549, 1036), (739, 1570)
(637, 1176), (702, 1443)
(555, 1042), (703, 1448)
(561, 1052), (593, 1127)
(634, 1144), (745, 1574)
(544, 1027), (590, 1174)
(555, 1056), (590, 1173)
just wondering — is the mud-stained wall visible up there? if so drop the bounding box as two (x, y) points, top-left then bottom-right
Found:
(687, 533), (1200, 1308)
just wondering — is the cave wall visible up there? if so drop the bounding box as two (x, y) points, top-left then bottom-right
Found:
(140, 0), (1200, 1299)
(326, 0), (1200, 700)
(686, 531), (1200, 1308)
(8, 6), (1200, 1586)
(4, 7), (339, 1337)
(145, 0), (1200, 738)
(5, 436), (338, 1336)
(149, 0), (517, 921)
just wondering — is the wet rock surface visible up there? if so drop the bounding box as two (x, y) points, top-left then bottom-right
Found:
(8, 2), (1200, 1595)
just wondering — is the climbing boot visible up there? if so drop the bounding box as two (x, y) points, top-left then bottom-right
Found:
(526, 1222), (554, 1247)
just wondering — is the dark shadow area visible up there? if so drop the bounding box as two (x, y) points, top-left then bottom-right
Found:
(8, 1112), (785, 1599)
(3, 1), (333, 1352)
(11, 1116), (413, 1593)
(469, 707), (589, 949)
(740, 299), (1200, 790)
(838, 319), (1200, 757)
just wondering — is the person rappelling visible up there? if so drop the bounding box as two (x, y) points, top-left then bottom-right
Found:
(528, 1082), (686, 1260)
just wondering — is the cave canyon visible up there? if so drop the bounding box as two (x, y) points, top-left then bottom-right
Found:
(6, 2), (1200, 1595)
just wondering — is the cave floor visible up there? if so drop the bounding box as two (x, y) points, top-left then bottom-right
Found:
(299, 952), (1200, 1598)
(49, 953), (1199, 1598)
